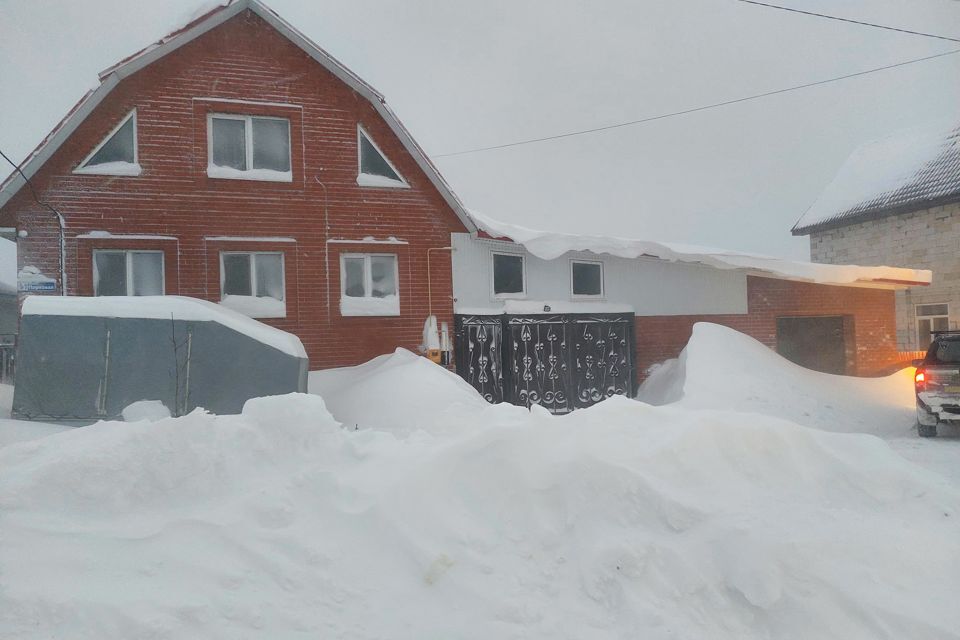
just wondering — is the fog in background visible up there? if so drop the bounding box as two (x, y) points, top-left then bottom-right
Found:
(2, 0), (958, 259)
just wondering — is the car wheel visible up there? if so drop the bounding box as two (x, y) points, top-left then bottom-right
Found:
(918, 421), (938, 438)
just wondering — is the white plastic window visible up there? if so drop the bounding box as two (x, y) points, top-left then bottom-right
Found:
(208, 114), (291, 181)
(571, 260), (603, 297)
(340, 253), (400, 316)
(75, 110), (141, 176)
(917, 303), (949, 348)
(219, 252), (285, 318)
(356, 126), (408, 188)
(492, 252), (525, 298)
(93, 250), (163, 296)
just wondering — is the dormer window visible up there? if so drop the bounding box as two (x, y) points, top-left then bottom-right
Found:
(207, 114), (291, 182)
(75, 109), (141, 176)
(357, 126), (408, 188)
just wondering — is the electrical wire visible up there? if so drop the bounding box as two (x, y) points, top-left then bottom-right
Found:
(735, 1), (960, 43)
(433, 48), (960, 158)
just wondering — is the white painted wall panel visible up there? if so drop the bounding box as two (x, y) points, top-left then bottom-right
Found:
(451, 233), (749, 316)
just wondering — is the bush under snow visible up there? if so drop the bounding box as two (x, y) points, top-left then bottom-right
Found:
(2, 373), (960, 637)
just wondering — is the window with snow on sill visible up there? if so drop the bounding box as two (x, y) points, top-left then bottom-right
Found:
(356, 126), (408, 188)
(208, 114), (292, 182)
(75, 109), (141, 176)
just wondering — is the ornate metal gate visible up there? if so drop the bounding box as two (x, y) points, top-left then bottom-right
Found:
(454, 313), (635, 413)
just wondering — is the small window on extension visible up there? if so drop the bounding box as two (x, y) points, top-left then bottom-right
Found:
(571, 260), (603, 297)
(492, 253), (525, 298)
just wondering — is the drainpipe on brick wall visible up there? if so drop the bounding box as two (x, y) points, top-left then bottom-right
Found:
(314, 176), (331, 323)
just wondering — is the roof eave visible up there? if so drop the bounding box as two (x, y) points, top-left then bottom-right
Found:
(792, 192), (960, 236)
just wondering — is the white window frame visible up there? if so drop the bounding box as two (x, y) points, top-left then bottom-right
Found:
(74, 109), (141, 176)
(219, 251), (286, 296)
(207, 113), (292, 182)
(917, 303), (950, 347)
(491, 251), (526, 300)
(356, 125), (409, 189)
(570, 259), (604, 299)
(92, 249), (164, 296)
(340, 252), (400, 298)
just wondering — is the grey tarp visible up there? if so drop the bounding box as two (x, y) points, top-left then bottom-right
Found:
(13, 300), (308, 422)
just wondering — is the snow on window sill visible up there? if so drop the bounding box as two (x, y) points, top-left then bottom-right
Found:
(340, 294), (400, 317)
(219, 294), (286, 318)
(73, 161), (142, 177)
(356, 173), (409, 189)
(207, 164), (293, 183)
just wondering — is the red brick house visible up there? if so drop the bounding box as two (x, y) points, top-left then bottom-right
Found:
(0, 0), (934, 415)
(0, 0), (476, 369)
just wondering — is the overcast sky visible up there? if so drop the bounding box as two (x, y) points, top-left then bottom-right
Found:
(2, 0), (958, 259)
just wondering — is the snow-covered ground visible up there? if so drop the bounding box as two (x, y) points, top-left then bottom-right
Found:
(1, 326), (959, 638)
(638, 322), (960, 484)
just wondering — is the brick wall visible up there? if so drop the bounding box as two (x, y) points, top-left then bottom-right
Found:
(808, 202), (960, 350)
(1, 9), (466, 370)
(635, 275), (901, 379)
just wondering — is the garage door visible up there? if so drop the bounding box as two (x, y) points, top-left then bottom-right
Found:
(776, 316), (847, 375)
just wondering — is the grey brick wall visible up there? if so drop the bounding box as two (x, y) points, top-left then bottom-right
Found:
(808, 202), (960, 350)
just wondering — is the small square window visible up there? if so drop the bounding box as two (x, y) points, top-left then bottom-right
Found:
(208, 114), (291, 181)
(917, 303), (950, 348)
(93, 250), (164, 296)
(340, 254), (400, 316)
(492, 253), (525, 298)
(571, 260), (603, 297)
(219, 251), (286, 318)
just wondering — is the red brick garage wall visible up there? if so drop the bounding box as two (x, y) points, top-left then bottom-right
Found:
(635, 275), (900, 380)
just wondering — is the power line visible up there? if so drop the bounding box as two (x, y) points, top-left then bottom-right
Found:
(735, 1), (960, 43)
(433, 48), (960, 158)
(0, 147), (68, 294)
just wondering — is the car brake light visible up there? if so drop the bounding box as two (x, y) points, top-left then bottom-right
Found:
(915, 371), (925, 383)
(915, 369), (926, 392)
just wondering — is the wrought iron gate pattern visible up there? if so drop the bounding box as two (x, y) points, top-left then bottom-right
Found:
(454, 315), (504, 403)
(455, 313), (635, 413)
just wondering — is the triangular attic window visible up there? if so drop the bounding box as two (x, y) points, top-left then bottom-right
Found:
(75, 110), (141, 176)
(357, 127), (407, 188)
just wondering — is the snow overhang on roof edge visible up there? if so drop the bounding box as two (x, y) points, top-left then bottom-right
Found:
(468, 211), (931, 289)
(0, 0), (477, 234)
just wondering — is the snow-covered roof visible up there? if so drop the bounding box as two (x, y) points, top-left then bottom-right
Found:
(21, 295), (306, 358)
(470, 211), (931, 288)
(0, 0), (477, 234)
(793, 118), (960, 234)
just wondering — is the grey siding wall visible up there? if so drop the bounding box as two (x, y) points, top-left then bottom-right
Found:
(808, 201), (960, 350)
(451, 233), (749, 315)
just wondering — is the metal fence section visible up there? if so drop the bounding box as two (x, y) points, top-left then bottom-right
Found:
(455, 312), (635, 414)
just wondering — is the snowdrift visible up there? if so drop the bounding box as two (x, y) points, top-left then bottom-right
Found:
(2, 390), (959, 638)
(308, 347), (491, 434)
(639, 323), (917, 437)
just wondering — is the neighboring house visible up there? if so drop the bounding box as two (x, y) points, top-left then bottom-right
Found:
(0, 0), (475, 370)
(450, 213), (929, 412)
(792, 120), (960, 351)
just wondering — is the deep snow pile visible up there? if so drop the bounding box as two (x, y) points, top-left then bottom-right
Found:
(2, 390), (960, 638)
(308, 347), (490, 434)
(638, 323), (917, 437)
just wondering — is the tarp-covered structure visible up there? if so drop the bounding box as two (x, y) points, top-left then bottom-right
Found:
(13, 296), (308, 422)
